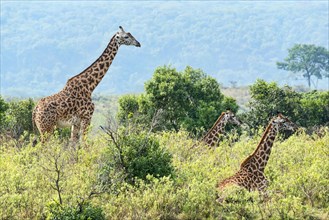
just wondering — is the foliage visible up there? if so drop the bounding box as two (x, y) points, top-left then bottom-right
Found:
(277, 44), (329, 88)
(45, 202), (105, 220)
(117, 66), (239, 137)
(101, 127), (174, 185)
(119, 133), (174, 183)
(117, 94), (154, 131)
(3, 2), (329, 97)
(0, 97), (76, 140)
(0, 96), (9, 131)
(1, 102), (325, 220)
(0, 136), (107, 219)
(299, 91), (329, 127)
(242, 79), (329, 132)
(242, 79), (301, 131)
(0, 98), (35, 139)
(0, 128), (328, 219)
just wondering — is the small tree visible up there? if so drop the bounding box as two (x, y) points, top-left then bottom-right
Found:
(118, 66), (239, 137)
(101, 125), (174, 185)
(299, 91), (329, 127)
(242, 79), (301, 131)
(243, 79), (329, 132)
(277, 44), (329, 88)
(2, 98), (35, 138)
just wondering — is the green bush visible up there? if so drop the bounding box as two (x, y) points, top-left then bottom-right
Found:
(101, 130), (174, 185)
(120, 133), (174, 183)
(1, 122), (328, 219)
(0, 97), (73, 140)
(0, 96), (9, 130)
(117, 66), (239, 137)
(0, 97), (35, 139)
(45, 202), (105, 220)
(243, 79), (329, 132)
(299, 91), (329, 127)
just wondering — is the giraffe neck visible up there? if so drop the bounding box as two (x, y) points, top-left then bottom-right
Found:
(63, 35), (120, 97)
(240, 121), (278, 172)
(202, 112), (227, 146)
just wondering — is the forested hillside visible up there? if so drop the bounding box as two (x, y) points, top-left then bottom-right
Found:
(1, 1), (328, 97)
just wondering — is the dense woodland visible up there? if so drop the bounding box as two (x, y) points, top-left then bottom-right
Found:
(2, 2), (328, 96)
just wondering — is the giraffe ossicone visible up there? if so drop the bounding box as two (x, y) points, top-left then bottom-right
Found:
(32, 26), (141, 143)
(216, 113), (297, 201)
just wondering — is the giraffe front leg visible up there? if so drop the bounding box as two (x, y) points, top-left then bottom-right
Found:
(71, 122), (81, 143)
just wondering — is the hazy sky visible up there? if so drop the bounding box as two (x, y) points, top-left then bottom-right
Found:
(1, 1), (328, 97)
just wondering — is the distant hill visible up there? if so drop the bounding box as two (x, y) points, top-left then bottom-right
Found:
(1, 1), (328, 97)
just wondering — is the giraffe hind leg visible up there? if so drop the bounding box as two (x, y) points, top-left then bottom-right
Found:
(79, 117), (92, 143)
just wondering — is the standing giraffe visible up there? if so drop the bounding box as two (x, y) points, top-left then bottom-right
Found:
(32, 26), (140, 143)
(217, 113), (297, 198)
(201, 110), (241, 147)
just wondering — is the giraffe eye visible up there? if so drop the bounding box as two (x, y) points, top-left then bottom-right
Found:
(124, 36), (129, 39)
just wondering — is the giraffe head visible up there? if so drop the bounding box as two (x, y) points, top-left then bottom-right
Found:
(272, 113), (297, 131)
(224, 110), (241, 126)
(114, 26), (141, 47)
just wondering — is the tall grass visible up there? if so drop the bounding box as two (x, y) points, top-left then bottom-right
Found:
(0, 128), (328, 219)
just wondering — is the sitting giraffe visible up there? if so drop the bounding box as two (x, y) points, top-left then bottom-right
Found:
(32, 26), (140, 143)
(217, 113), (297, 200)
(201, 110), (241, 147)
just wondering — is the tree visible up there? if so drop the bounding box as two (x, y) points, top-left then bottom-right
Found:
(117, 66), (239, 137)
(243, 79), (329, 132)
(242, 79), (301, 131)
(2, 98), (35, 138)
(299, 91), (329, 127)
(100, 125), (174, 185)
(277, 44), (329, 88)
(0, 96), (9, 131)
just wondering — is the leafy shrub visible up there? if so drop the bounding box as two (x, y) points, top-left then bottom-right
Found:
(117, 66), (239, 137)
(242, 79), (329, 132)
(0, 98), (35, 139)
(299, 90), (329, 127)
(45, 202), (105, 220)
(0, 96), (9, 130)
(101, 129), (174, 185)
(0, 97), (74, 140)
(120, 133), (174, 183)
(1, 126), (328, 219)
